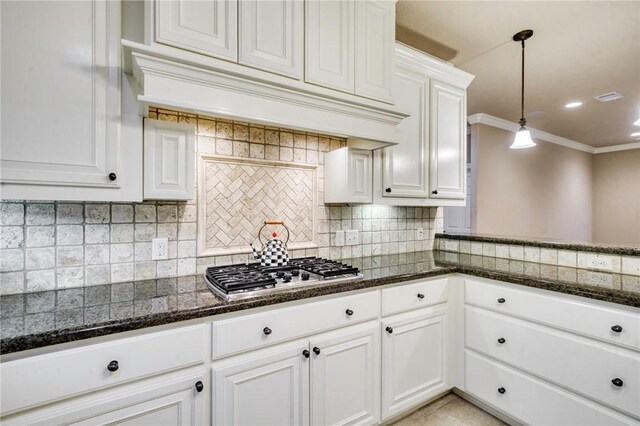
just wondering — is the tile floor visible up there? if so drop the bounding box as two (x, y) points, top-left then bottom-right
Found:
(391, 393), (505, 426)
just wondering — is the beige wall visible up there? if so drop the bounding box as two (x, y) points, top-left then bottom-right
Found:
(472, 124), (594, 242)
(592, 149), (640, 245)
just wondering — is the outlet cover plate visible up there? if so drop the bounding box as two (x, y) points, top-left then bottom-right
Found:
(152, 238), (169, 260)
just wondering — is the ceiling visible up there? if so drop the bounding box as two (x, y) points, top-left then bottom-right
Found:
(396, 1), (640, 148)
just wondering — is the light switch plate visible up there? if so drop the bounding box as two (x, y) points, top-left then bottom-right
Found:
(152, 238), (169, 260)
(416, 228), (425, 239)
(346, 230), (359, 246)
(335, 230), (345, 247)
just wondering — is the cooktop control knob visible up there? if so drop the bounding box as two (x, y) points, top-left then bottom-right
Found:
(301, 272), (310, 281)
(283, 274), (292, 283)
(291, 269), (299, 276)
(276, 271), (285, 278)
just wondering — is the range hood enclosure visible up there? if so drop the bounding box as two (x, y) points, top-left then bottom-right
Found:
(123, 40), (406, 148)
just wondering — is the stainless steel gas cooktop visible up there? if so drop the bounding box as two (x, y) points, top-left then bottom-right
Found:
(204, 257), (364, 301)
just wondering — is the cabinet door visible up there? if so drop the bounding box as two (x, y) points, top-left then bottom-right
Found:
(156, 0), (238, 61)
(305, 0), (355, 93)
(354, 0), (394, 102)
(310, 322), (380, 426)
(239, 0), (302, 78)
(144, 119), (196, 200)
(2, 373), (205, 426)
(0, 1), (121, 190)
(381, 307), (449, 420)
(382, 67), (430, 198)
(212, 342), (310, 426)
(429, 81), (466, 199)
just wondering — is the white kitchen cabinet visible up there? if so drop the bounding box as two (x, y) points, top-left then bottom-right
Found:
(0, 0), (142, 201)
(143, 119), (196, 200)
(382, 64), (430, 198)
(324, 147), (373, 204)
(1, 372), (205, 426)
(305, 0), (355, 93)
(239, 0), (303, 79)
(381, 307), (449, 420)
(212, 341), (310, 426)
(156, 0), (237, 61)
(354, 0), (395, 102)
(429, 81), (466, 199)
(310, 322), (380, 426)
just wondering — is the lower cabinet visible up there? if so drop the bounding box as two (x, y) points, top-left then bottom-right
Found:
(212, 321), (380, 426)
(1, 371), (205, 426)
(381, 306), (449, 420)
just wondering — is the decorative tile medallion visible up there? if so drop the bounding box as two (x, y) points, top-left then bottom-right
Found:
(198, 156), (317, 256)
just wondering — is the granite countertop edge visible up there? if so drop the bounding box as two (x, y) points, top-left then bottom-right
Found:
(2, 266), (639, 355)
(436, 233), (640, 257)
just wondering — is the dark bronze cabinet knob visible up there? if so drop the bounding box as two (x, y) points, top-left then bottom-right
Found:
(386, 326), (393, 334)
(497, 298), (506, 304)
(498, 338), (506, 344)
(611, 325), (623, 333)
(498, 387), (506, 394)
(417, 293), (425, 299)
(195, 381), (204, 392)
(107, 360), (119, 372)
(345, 309), (354, 316)
(432, 190), (438, 195)
(385, 188), (392, 193)
(611, 378), (624, 387)
(313, 347), (321, 355)
(263, 327), (272, 335)
(302, 350), (310, 358)
(108, 173), (117, 181)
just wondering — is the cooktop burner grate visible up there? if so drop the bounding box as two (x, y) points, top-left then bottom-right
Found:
(289, 257), (360, 278)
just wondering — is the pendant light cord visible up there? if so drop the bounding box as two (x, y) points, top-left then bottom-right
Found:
(520, 39), (526, 128)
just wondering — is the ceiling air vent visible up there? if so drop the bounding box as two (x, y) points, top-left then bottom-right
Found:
(594, 91), (624, 102)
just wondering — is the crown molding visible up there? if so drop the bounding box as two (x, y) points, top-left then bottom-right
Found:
(468, 113), (640, 154)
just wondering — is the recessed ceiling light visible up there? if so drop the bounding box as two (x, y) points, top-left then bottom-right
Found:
(565, 102), (582, 108)
(631, 132), (640, 137)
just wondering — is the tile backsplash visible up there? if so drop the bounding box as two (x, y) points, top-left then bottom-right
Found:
(0, 108), (441, 295)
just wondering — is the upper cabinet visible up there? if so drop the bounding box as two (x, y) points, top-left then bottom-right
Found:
(239, 0), (303, 78)
(0, 0), (142, 202)
(306, 0), (395, 102)
(156, 0), (238, 61)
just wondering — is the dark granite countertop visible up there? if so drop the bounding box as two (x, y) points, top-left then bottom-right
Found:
(436, 232), (640, 256)
(2, 251), (639, 355)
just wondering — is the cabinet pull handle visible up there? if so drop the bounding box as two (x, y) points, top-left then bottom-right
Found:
(432, 190), (438, 195)
(313, 347), (321, 355)
(345, 309), (354, 316)
(611, 378), (624, 387)
(263, 327), (272, 335)
(417, 293), (425, 299)
(195, 381), (204, 392)
(611, 325), (623, 333)
(497, 387), (506, 394)
(386, 326), (393, 334)
(385, 188), (392, 193)
(497, 298), (506, 304)
(302, 349), (310, 358)
(108, 173), (117, 181)
(498, 338), (506, 344)
(107, 360), (119, 372)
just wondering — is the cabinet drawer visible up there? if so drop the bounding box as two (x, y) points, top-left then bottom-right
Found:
(212, 290), (380, 359)
(465, 306), (640, 417)
(464, 277), (640, 350)
(465, 350), (636, 426)
(382, 278), (448, 316)
(0, 324), (206, 414)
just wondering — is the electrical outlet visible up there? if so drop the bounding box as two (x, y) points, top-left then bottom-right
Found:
(583, 254), (613, 271)
(416, 227), (425, 239)
(346, 230), (359, 246)
(152, 238), (169, 260)
(335, 230), (345, 247)
(584, 271), (613, 287)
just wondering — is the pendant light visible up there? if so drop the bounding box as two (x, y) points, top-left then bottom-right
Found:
(510, 29), (536, 149)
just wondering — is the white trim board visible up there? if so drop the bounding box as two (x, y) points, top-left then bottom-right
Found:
(467, 113), (640, 154)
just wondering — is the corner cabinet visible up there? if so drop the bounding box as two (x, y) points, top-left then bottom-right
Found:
(0, 0), (142, 201)
(373, 43), (474, 206)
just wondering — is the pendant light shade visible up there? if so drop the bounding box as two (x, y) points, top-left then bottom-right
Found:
(510, 29), (536, 150)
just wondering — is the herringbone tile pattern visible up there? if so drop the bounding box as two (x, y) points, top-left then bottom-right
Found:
(202, 160), (315, 254)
